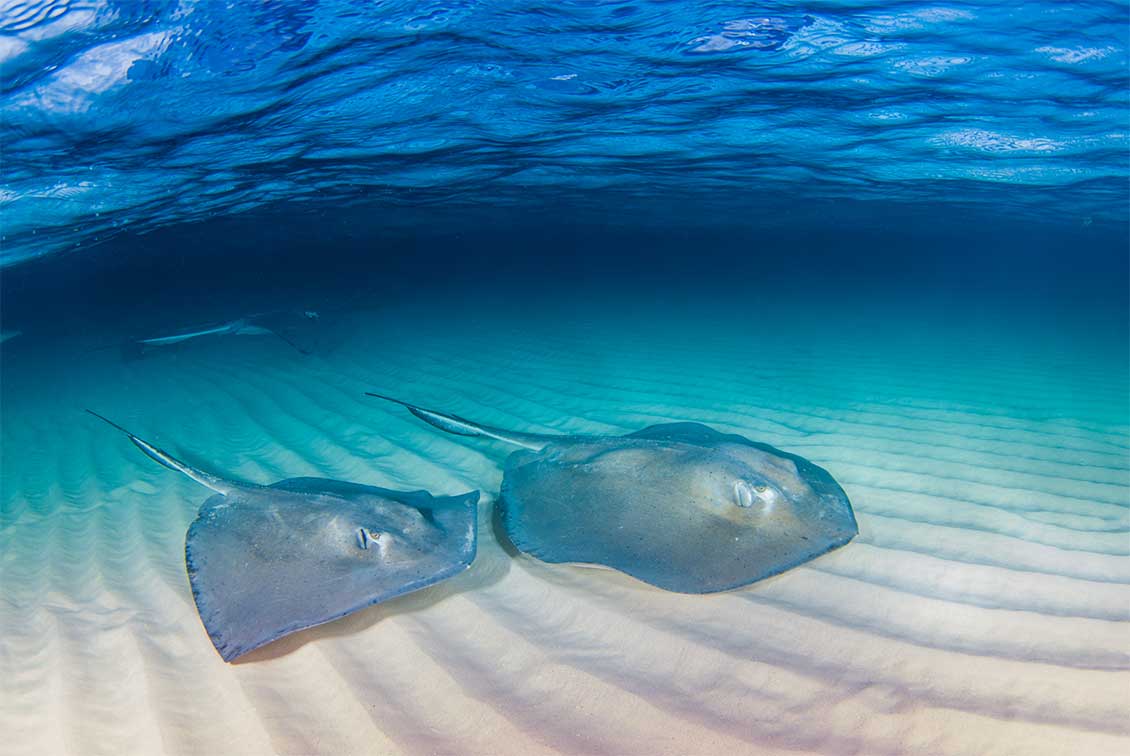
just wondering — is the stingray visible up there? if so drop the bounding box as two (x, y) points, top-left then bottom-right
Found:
(86, 410), (478, 661)
(366, 393), (857, 594)
(129, 310), (318, 356)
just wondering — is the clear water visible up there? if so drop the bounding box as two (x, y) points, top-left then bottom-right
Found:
(1, 2), (1128, 755)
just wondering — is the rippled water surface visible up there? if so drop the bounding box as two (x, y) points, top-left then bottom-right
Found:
(2, 0), (1128, 264)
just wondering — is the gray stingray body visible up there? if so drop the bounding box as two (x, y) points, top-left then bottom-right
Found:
(87, 411), (477, 661)
(367, 394), (857, 594)
(132, 310), (318, 355)
(188, 478), (476, 660)
(137, 318), (267, 346)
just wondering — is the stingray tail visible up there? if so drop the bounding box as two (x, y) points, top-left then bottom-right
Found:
(268, 328), (311, 355)
(85, 410), (233, 495)
(364, 392), (551, 450)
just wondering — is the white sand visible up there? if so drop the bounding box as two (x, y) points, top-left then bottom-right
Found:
(1, 295), (1127, 755)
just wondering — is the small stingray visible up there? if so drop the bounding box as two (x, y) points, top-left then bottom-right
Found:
(86, 410), (478, 661)
(366, 393), (856, 594)
(129, 310), (319, 356)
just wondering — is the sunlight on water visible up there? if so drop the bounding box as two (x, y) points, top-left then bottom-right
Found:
(1, 0), (1127, 264)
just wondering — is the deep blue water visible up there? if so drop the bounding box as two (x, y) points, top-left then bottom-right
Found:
(1, 0), (1127, 267)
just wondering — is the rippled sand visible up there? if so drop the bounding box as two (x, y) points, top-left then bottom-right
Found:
(2, 296), (1127, 755)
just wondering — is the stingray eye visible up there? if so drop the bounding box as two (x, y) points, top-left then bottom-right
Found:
(754, 485), (768, 494)
(734, 481), (754, 508)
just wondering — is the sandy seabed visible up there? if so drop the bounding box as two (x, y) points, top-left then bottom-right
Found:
(1, 294), (1127, 756)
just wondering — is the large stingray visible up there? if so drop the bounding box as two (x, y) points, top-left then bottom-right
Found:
(87, 410), (478, 661)
(366, 394), (857, 594)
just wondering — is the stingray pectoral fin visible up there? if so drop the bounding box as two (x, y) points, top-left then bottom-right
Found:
(85, 409), (234, 495)
(430, 489), (481, 510)
(364, 392), (551, 450)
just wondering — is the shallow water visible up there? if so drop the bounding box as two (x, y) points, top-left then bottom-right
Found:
(2, 1), (1129, 755)
(3, 240), (1128, 753)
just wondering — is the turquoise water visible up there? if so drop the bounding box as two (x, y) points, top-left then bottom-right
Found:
(1, 1), (1128, 754)
(2, 281), (1127, 753)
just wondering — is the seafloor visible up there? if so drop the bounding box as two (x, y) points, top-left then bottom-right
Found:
(1, 278), (1127, 755)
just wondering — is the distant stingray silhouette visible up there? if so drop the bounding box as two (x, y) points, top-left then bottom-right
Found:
(127, 310), (320, 357)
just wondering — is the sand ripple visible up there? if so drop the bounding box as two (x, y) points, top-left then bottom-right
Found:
(2, 303), (1127, 755)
